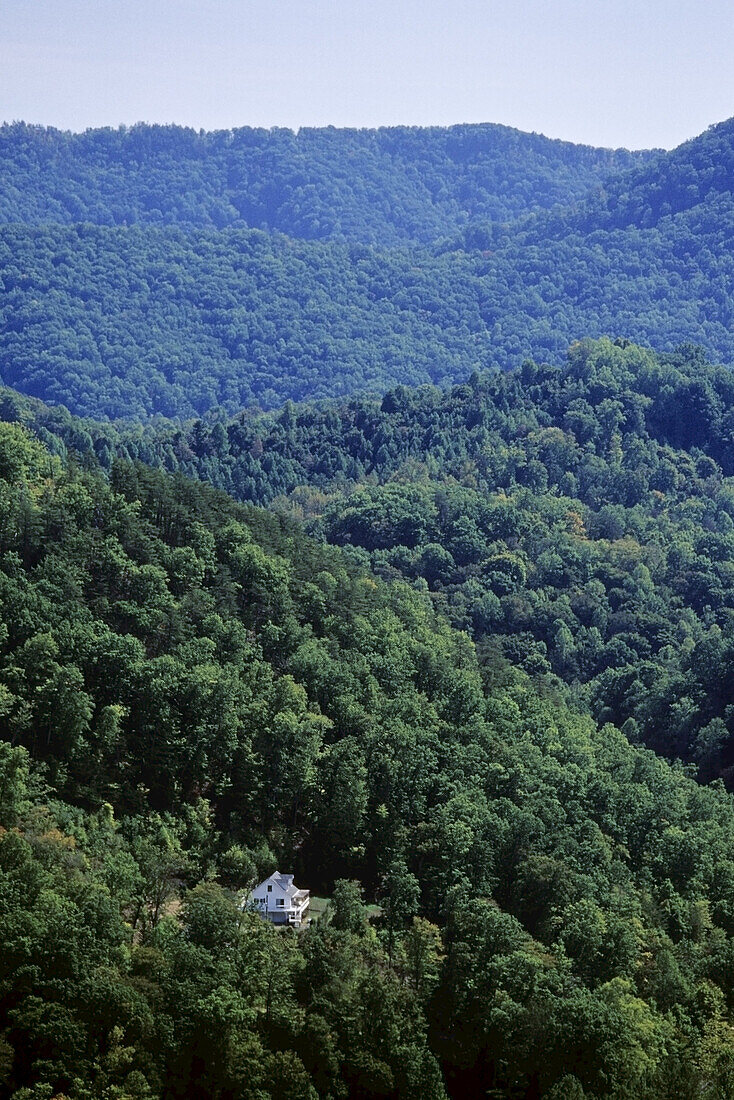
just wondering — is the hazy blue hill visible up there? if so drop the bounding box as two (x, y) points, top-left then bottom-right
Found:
(3, 117), (734, 420)
(0, 120), (649, 244)
(0, 223), (495, 417)
(588, 115), (734, 229)
(517, 115), (734, 239)
(2, 205), (734, 420)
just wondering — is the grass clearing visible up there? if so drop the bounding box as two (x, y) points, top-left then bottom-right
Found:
(308, 896), (330, 923)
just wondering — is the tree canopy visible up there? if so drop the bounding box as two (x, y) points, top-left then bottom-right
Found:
(5, 112), (734, 1099)
(4, 399), (734, 1096)
(3, 120), (734, 417)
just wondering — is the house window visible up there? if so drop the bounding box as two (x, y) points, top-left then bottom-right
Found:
(276, 898), (285, 907)
(267, 884), (272, 892)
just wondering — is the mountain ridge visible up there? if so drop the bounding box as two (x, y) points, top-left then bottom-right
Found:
(0, 119), (651, 244)
(2, 115), (734, 419)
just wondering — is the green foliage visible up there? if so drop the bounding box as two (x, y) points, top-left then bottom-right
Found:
(329, 878), (367, 934)
(0, 120), (643, 243)
(10, 108), (734, 1100)
(6, 108), (734, 1091)
(5, 120), (734, 418)
(3, 427), (734, 1095)
(31, 337), (734, 786)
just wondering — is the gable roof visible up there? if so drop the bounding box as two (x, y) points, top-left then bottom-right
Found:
(252, 871), (306, 899)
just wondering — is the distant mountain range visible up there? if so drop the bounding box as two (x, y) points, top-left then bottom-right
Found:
(0, 117), (732, 420)
(0, 120), (649, 242)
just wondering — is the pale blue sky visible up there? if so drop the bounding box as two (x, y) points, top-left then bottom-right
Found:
(2, 0), (733, 149)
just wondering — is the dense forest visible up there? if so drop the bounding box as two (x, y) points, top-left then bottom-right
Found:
(9, 337), (734, 786)
(537, 116), (734, 235)
(6, 110), (734, 1098)
(2, 120), (734, 418)
(8, 417), (734, 1098)
(0, 121), (647, 244)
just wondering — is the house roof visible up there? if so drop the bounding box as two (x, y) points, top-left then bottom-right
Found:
(252, 871), (308, 899)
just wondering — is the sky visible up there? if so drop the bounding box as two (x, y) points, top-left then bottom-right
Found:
(2, 0), (734, 150)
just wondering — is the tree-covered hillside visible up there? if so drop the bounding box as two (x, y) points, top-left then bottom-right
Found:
(164, 339), (734, 786)
(1, 205), (733, 419)
(0, 121), (647, 245)
(8, 106), (734, 1100)
(7, 410), (734, 1097)
(549, 116), (734, 234)
(14, 338), (734, 787)
(0, 224), (494, 417)
(2, 119), (734, 418)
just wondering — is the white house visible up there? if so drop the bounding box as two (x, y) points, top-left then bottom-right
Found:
(247, 872), (310, 927)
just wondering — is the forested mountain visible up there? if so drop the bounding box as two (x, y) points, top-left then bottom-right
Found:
(10, 338), (734, 787)
(545, 115), (734, 234)
(8, 412), (734, 1098)
(2, 119), (734, 419)
(0, 121), (647, 244)
(0, 224), (493, 417)
(6, 109), (734, 1099)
